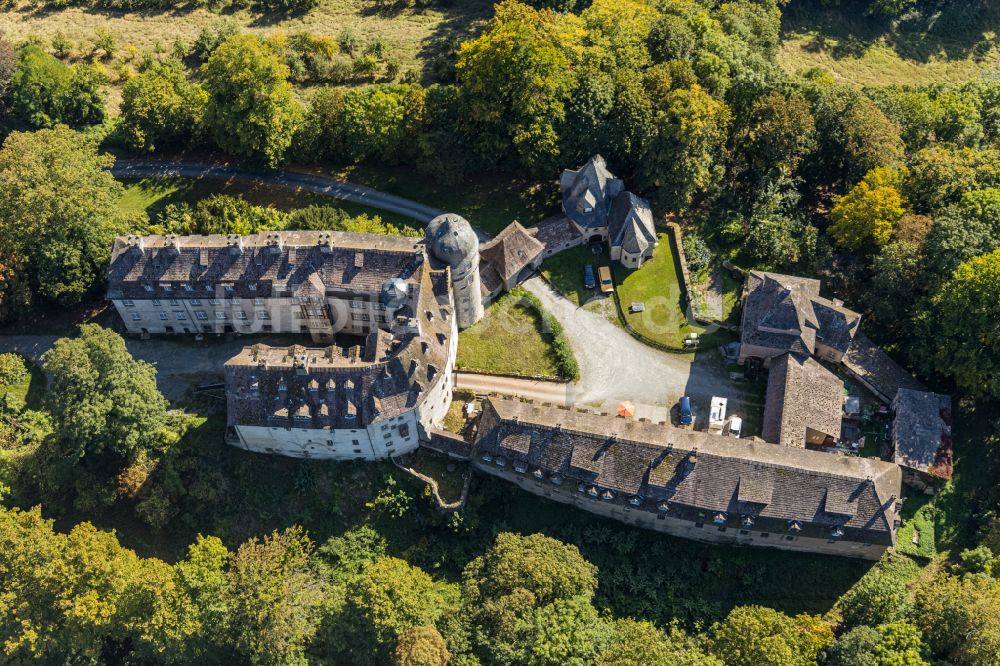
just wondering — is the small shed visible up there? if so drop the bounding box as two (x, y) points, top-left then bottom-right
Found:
(709, 397), (727, 433)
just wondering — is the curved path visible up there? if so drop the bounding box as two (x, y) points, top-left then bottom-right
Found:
(112, 158), (446, 224)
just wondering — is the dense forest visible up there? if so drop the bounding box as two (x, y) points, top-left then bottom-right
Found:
(1, 0), (1000, 663)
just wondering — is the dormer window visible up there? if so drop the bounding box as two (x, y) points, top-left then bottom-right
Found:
(831, 526), (845, 539)
(742, 515), (755, 528)
(713, 512), (727, 526)
(495, 456), (506, 468)
(249, 283), (257, 292)
(514, 461), (527, 473)
(481, 453), (493, 463)
(533, 468), (545, 479)
(657, 500), (670, 512)
(183, 283), (194, 292)
(550, 474), (563, 485)
(143, 285), (154, 293)
(163, 284), (173, 292)
(587, 486), (599, 497)
(577, 482), (587, 493)
(629, 495), (643, 507)
(788, 520), (803, 533)
(600, 490), (615, 501)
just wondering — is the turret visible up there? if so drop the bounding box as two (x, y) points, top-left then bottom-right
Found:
(425, 213), (484, 329)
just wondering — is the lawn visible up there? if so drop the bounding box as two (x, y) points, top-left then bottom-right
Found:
(118, 176), (420, 231)
(538, 243), (604, 306)
(0, 0), (491, 85)
(896, 491), (937, 560)
(615, 233), (733, 349)
(404, 449), (468, 504)
(457, 290), (561, 379)
(779, 2), (1000, 86)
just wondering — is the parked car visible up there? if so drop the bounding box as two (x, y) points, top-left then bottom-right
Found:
(629, 302), (645, 313)
(583, 264), (596, 289)
(678, 396), (693, 426)
(598, 266), (613, 294)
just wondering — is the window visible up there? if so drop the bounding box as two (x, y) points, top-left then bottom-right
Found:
(256, 310), (270, 320)
(190, 298), (201, 306)
(695, 522), (704, 529)
(352, 440), (360, 446)
(237, 311), (248, 320)
(183, 284), (194, 292)
(739, 530), (749, 535)
(399, 424), (410, 439)
(122, 299), (135, 307)
(169, 298), (179, 307)
(231, 297), (241, 305)
(174, 311), (187, 320)
(130, 313), (142, 321)
(350, 301), (362, 309)
(195, 311), (209, 321)
(785, 535), (795, 541)
(159, 312), (168, 321)
(143, 285), (154, 293)
(215, 311), (226, 320)
(209, 298), (220, 306)
(152, 299), (161, 306)
(761, 533), (770, 538)
(383, 433), (392, 440)
(249, 284), (257, 292)
(253, 298), (265, 306)
(163, 285), (173, 292)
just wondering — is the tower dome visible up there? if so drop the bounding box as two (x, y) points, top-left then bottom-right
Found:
(424, 213), (484, 330)
(426, 213), (478, 271)
(380, 277), (409, 309)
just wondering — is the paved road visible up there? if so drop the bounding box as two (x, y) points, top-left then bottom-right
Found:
(113, 159), (446, 224)
(0, 334), (245, 403)
(521, 277), (762, 422)
(455, 371), (570, 405)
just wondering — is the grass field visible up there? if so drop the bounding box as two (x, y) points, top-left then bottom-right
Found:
(538, 243), (603, 306)
(615, 233), (731, 349)
(0, 361), (46, 412)
(118, 175), (421, 230)
(457, 291), (560, 378)
(779, 2), (1000, 86)
(0, 0), (491, 83)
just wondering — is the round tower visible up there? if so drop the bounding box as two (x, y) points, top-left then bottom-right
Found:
(425, 213), (484, 329)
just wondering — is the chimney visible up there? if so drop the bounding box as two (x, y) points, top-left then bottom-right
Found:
(226, 234), (244, 255)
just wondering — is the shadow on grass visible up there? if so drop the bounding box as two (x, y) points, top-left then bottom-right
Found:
(782, 0), (1000, 65)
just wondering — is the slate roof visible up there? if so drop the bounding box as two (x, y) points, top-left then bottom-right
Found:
(533, 216), (583, 255)
(741, 271), (822, 357)
(891, 389), (953, 479)
(608, 192), (657, 255)
(843, 333), (925, 403)
(107, 231), (425, 301)
(224, 262), (453, 429)
(559, 155), (624, 230)
(813, 298), (862, 355)
(762, 353), (844, 447)
(475, 397), (901, 546)
(480, 221), (544, 283)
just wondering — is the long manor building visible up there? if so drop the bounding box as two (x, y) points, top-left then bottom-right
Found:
(473, 396), (902, 559)
(106, 220), (481, 460)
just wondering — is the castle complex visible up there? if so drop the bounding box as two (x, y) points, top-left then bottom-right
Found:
(105, 183), (947, 561)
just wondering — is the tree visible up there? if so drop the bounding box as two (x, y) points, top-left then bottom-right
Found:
(39, 325), (178, 508)
(340, 556), (448, 664)
(462, 533), (598, 609)
(522, 596), (607, 666)
(597, 619), (721, 666)
(915, 249), (1000, 400)
(8, 44), (106, 130)
(904, 145), (1000, 213)
(226, 527), (327, 665)
(338, 84), (426, 163)
(829, 167), (908, 252)
(172, 535), (234, 661)
(393, 626), (451, 666)
(284, 205), (419, 237)
(119, 61), (207, 153)
(743, 92), (817, 177)
(294, 85), (346, 162)
(0, 32), (15, 116)
(912, 571), (1000, 665)
(709, 606), (833, 666)
(202, 34), (302, 167)
(921, 207), (997, 285)
(647, 13), (696, 62)
(0, 126), (125, 318)
(0, 352), (27, 385)
(827, 622), (929, 666)
(639, 83), (731, 212)
(455, 0), (582, 175)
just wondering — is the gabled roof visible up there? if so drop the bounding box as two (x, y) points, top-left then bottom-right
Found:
(479, 221), (545, 283)
(475, 396), (901, 546)
(559, 155), (624, 230)
(608, 191), (657, 255)
(813, 298), (862, 355)
(762, 353), (844, 448)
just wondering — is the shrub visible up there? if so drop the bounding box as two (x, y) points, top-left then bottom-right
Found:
(0, 354), (27, 386)
(682, 232), (712, 273)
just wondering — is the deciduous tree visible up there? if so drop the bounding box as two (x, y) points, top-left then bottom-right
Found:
(202, 34), (302, 167)
(120, 61), (206, 153)
(829, 166), (908, 251)
(709, 606), (833, 666)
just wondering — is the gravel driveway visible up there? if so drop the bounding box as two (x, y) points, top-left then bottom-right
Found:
(522, 277), (763, 425)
